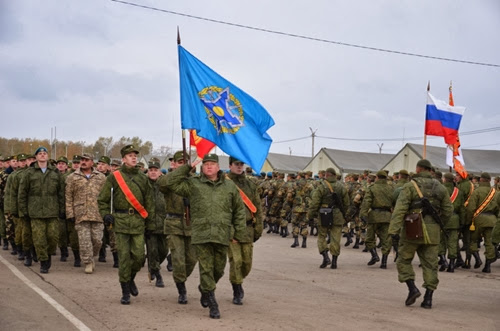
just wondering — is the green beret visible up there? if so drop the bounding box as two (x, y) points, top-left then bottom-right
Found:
(326, 168), (336, 175)
(202, 153), (219, 163)
(229, 156), (242, 164)
(376, 170), (387, 178)
(120, 144), (139, 157)
(56, 156), (68, 164)
(481, 172), (491, 180)
(416, 159), (432, 170)
(98, 156), (111, 165)
(399, 169), (409, 176)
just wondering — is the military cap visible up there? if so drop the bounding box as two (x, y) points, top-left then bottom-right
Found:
(376, 170), (387, 178)
(444, 172), (454, 181)
(325, 167), (336, 175)
(148, 160), (161, 169)
(319, 170), (326, 175)
(49, 159), (56, 166)
(35, 146), (48, 155)
(363, 169), (370, 175)
(81, 153), (94, 160)
(306, 171), (312, 177)
(435, 170), (443, 178)
(72, 155), (82, 163)
(202, 153), (219, 163)
(120, 144), (139, 157)
(480, 172), (491, 180)
(169, 150), (185, 162)
(399, 169), (409, 176)
(4, 155), (13, 162)
(229, 156), (243, 164)
(111, 159), (121, 167)
(245, 167), (253, 173)
(138, 162), (145, 168)
(393, 171), (399, 176)
(260, 172), (266, 177)
(56, 156), (68, 164)
(416, 159), (432, 170)
(368, 174), (376, 180)
(17, 153), (28, 161)
(98, 156), (111, 165)
(298, 171), (305, 177)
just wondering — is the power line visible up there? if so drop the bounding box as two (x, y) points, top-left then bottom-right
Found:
(110, 0), (500, 68)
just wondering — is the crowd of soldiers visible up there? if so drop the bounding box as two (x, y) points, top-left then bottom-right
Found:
(1, 148), (500, 315)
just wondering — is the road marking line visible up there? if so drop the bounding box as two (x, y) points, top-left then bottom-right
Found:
(0, 254), (91, 331)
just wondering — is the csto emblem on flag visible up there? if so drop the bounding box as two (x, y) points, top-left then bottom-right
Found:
(199, 86), (244, 134)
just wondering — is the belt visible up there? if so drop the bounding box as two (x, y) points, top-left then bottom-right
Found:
(115, 208), (137, 215)
(372, 207), (392, 212)
(166, 213), (184, 218)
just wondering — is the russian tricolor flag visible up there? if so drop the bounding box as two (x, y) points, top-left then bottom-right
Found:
(425, 92), (466, 144)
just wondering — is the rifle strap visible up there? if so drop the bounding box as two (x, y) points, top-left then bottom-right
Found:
(323, 180), (334, 193)
(410, 180), (424, 198)
(113, 170), (148, 219)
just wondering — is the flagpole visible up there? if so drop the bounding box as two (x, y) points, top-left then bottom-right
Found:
(423, 81), (430, 159)
(177, 27), (188, 165)
(448, 81), (453, 172)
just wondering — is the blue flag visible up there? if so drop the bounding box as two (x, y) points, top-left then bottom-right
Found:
(178, 45), (275, 172)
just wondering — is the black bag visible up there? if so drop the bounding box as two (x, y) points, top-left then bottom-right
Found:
(319, 207), (334, 228)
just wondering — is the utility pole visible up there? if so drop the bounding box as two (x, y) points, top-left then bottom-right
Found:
(289, 147), (292, 155)
(377, 143), (384, 154)
(309, 127), (317, 157)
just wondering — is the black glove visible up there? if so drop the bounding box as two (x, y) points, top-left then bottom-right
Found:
(144, 229), (153, 240)
(67, 217), (75, 223)
(391, 234), (400, 242)
(59, 212), (66, 220)
(103, 214), (115, 227)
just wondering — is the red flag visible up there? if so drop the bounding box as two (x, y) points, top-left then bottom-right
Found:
(448, 83), (468, 179)
(190, 130), (215, 159)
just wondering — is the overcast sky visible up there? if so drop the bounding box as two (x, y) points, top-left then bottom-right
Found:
(1, 0), (499, 157)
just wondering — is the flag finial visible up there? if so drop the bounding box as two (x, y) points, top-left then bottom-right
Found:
(427, 81), (430, 91)
(177, 27), (181, 45)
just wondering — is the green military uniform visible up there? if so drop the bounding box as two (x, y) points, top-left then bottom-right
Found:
(267, 174), (285, 234)
(360, 170), (395, 268)
(0, 158), (16, 252)
(307, 168), (349, 269)
(97, 144), (155, 305)
(457, 176), (474, 268)
(388, 159), (453, 308)
(279, 175), (295, 239)
(466, 172), (500, 273)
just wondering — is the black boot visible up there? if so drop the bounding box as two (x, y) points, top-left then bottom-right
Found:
(155, 271), (165, 288)
(405, 280), (421, 306)
(301, 236), (307, 248)
(47, 255), (52, 270)
(367, 248), (380, 266)
(199, 285), (209, 308)
(472, 251), (482, 269)
(112, 252), (119, 268)
(60, 247), (68, 262)
(455, 252), (464, 268)
(438, 255), (448, 272)
(2, 238), (8, 250)
(176, 282), (188, 304)
(284, 226), (289, 238)
(166, 254), (173, 272)
(10, 241), (17, 255)
(273, 223), (279, 234)
(18, 249), (25, 261)
(120, 282), (131, 305)
(320, 250), (331, 268)
(40, 260), (49, 274)
(482, 259), (492, 273)
(291, 237), (299, 248)
(73, 250), (81, 267)
(463, 253), (471, 269)
(24, 250), (32, 267)
(380, 254), (388, 269)
(98, 246), (106, 262)
(266, 224), (273, 234)
(129, 273), (139, 296)
(447, 258), (455, 273)
(232, 283), (242, 305)
(207, 291), (220, 319)
(280, 226), (284, 237)
(344, 232), (353, 247)
(330, 255), (338, 269)
(420, 289), (433, 309)
(353, 237), (360, 249)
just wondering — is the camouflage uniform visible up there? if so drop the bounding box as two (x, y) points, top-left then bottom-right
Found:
(5, 165), (27, 255)
(0, 165), (15, 249)
(290, 177), (310, 247)
(59, 171), (80, 261)
(280, 177), (296, 238)
(267, 174), (285, 234)
(457, 177), (474, 267)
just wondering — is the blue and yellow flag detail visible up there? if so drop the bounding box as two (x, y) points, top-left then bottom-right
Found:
(178, 45), (275, 172)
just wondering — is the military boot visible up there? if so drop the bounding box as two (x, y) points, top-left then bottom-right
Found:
(199, 285), (209, 308)
(112, 252), (119, 268)
(438, 255), (448, 272)
(40, 260), (49, 274)
(320, 250), (331, 268)
(166, 254), (173, 272)
(47, 255), (52, 270)
(239, 284), (244, 299)
(120, 282), (131, 305)
(420, 289), (433, 309)
(301, 236), (307, 248)
(273, 223), (279, 234)
(207, 291), (221, 319)
(482, 259), (493, 273)
(279, 226), (284, 237)
(129, 273), (139, 296)
(353, 237), (360, 249)
(266, 224), (273, 234)
(290, 237), (299, 248)
(472, 251), (482, 269)
(367, 248), (380, 266)
(18, 247), (25, 261)
(10, 241), (17, 255)
(73, 250), (81, 267)
(330, 255), (338, 269)
(85, 263), (93, 274)
(344, 231), (353, 247)
(380, 254), (388, 269)
(232, 283), (242, 305)
(2, 238), (8, 250)
(155, 271), (165, 288)
(455, 252), (464, 268)
(98, 246), (106, 262)
(32, 247), (38, 263)
(24, 250), (32, 267)
(446, 258), (455, 273)
(176, 282), (188, 304)
(284, 226), (289, 237)
(463, 253), (471, 269)
(405, 280), (421, 306)
(60, 247), (68, 262)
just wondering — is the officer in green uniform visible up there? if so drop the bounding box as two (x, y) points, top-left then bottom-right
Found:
(307, 168), (349, 269)
(388, 159), (453, 309)
(360, 170), (395, 269)
(18, 147), (65, 274)
(466, 172), (500, 273)
(455, 172), (474, 268)
(98, 144), (155, 305)
(55, 156), (73, 263)
(165, 153), (246, 319)
(1, 155), (18, 254)
(226, 156), (263, 305)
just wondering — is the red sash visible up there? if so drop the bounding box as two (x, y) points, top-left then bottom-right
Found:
(113, 170), (148, 219)
(450, 187), (459, 203)
(225, 175), (257, 214)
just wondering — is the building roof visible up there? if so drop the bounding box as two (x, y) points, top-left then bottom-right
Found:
(266, 152), (311, 173)
(320, 148), (394, 173)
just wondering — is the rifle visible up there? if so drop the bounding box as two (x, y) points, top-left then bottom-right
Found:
(421, 197), (448, 239)
(183, 197), (191, 226)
